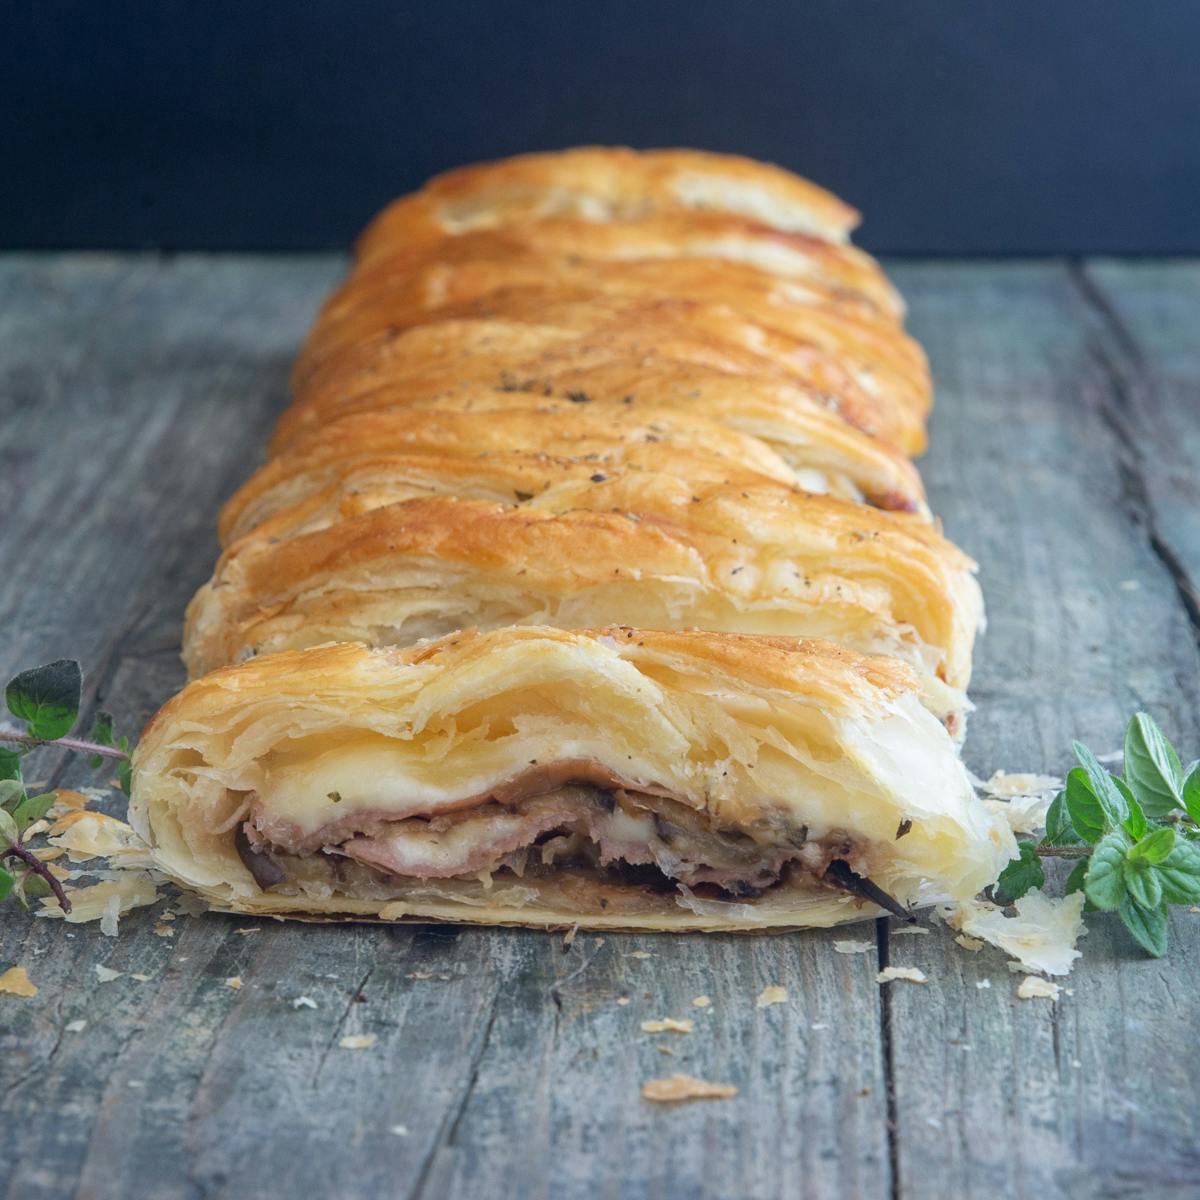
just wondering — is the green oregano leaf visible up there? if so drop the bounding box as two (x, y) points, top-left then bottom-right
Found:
(1117, 778), (1147, 840)
(0, 748), (22, 782)
(1123, 858), (1163, 909)
(0, 779), (25, 813)
(22, 874), (51, 900)
(1073, 741), (1128, 830)
(1156, 838), (1200, 904)
(1043, 790), (1081, 846)
(0, 865), (14, 903)
(1124, 712), (1183, 818)
(1181, 763), (1200, 826)
(1128, 825), (1175, 864)
(1065, 767), (1105, 844)
(11, 791), (56, 832)
(995, 839), (1045, 903)
(0, 807), (19, 847)
(1118, 895), (1170, 957)
(1085, 830), (1132, 911)
(5, 659), (82, 741)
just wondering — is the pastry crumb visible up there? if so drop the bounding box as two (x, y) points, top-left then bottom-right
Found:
(642, 1073), (738, 1103)
(876, 966), (927, 985)
(1017, 976), (1061, 1001)
(955, 934), (985, 952)
(339, 1033), (378, 1050)
(94, 965), (123, 983)
(640, 1017), (694, 1034)
(0, 966), (37, 998)
(691, 995), (711, 1008)
(833, 939), (874, 954)
(225, 976), (243, 990)
(756, 985), (788, 1008)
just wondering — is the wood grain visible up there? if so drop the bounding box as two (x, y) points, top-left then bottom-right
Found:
(1, 255), (1198, 1200)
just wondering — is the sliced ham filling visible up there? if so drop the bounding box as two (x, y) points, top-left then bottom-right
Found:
(238, 773), (864, 901)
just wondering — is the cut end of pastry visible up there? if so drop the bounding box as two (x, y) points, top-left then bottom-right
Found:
(131, 628), (1014, 930)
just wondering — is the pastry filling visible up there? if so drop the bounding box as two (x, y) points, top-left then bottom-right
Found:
(235, 765), (909, 915)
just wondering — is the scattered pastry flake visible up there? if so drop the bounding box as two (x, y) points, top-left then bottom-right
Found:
(950, 892), (1085, 976)
(0, 966), (37, 998)
(154, 923), (176, 938)
(955, 934), (985, 952)
(49, 788), (91, 811)
(47, 811), (150, 863)
(656, 1044), (676, 1056)
(1118, 579), (1140, 591)
(981, 771), (1062, 800)
(692, 995), (711, 1008)
(38, 873), (159, 928)
(642, 1074), (738, 1103)
(65, 1019), (87, 1032)
(562, 924), (579, 949)
(833, 939), (874, 954)
(225, 976), (243, 990)
(980, 772), (1062, 834)
(94, 965), (123, 983)
(234, 927), (261, 935)
(616, 997), (631, 1006)
(293, 995), (318, 1010)
(640, 1018), (694, 1034)
(390, 1125), (409, 1137)
(628, 950), (651, 960)
(339, 1034), (377, 1050)
(756, 985), (788, 1008)
(975, 979), (992, 990)
(876, 967), (927, 985)
(1017, 976), (1061, 1001)
(130, 973), (152, 982)
(890, 926), (930, 936)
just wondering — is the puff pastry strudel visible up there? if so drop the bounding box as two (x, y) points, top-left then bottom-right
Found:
(131, 146), (1007, 927)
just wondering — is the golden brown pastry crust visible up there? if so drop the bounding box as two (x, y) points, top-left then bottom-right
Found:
(293, 252), (926, 421)
(354, 147), (861, 262)
(285, 315), (928, 456)
(230, 393), (926, 544)
(131, 628), (1013, 927)
(186, 476), (982, 721)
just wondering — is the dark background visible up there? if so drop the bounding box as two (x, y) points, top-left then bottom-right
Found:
(5, 1), (1199, 255)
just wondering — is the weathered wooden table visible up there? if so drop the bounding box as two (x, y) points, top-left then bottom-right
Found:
(2, 256), (1198, 1200)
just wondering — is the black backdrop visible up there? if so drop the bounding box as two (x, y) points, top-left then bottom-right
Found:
(5, 1), (1199, 254)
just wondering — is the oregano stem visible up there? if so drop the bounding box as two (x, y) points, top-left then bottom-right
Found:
(0, 731), (128, 761)
(1034, 845), (1092, 859)
(1, 842), (71, 913)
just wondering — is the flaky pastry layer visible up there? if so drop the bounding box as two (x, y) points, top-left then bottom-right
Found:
(131, 628), (1013, 928)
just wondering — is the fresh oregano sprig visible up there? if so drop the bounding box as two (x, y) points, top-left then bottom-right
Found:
(0, 659), (133, 913)
(995, 712), (1200, 956)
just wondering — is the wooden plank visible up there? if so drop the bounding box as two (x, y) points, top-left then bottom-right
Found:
(1077, 260), (1200, 604)
(882, 260), (1200, 1200)
(0, 254), (891, 1200)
